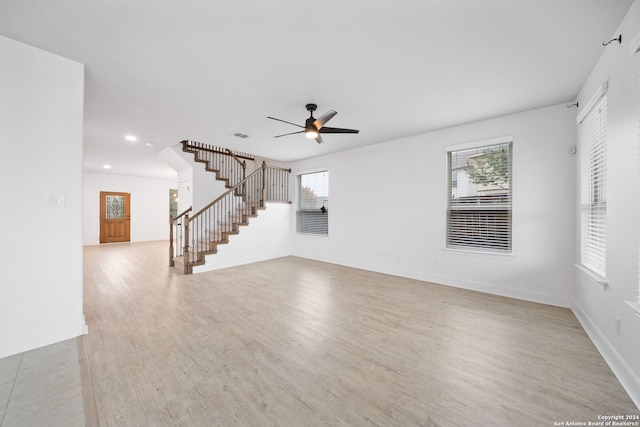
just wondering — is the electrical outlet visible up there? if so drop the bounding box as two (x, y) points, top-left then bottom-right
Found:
(614, 317), (621, 336)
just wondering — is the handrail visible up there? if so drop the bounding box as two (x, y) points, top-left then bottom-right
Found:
(191, 165), (263, 219)
(181, 140), (255, 161)
(266, 165), (292, 173)
(224, 148), (246, 167)
(173, 206), (192, 221)
(225, 148), (247, 181)
(189, 161), (288, 219)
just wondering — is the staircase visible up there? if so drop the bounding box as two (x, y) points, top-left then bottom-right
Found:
(170, 140), (291, 274)
(181, 140), (255, 188)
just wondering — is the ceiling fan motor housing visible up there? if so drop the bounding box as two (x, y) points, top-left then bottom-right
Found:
(305, 117), (317, 131)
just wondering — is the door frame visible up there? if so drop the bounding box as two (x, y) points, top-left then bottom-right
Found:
(99, 191), (131, 243)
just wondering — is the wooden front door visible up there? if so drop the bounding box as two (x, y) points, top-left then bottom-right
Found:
(100, 191), (131, 243)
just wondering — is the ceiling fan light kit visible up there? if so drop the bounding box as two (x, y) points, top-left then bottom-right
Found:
(305, 130), (319, 139)
(268, 103), (359, 144)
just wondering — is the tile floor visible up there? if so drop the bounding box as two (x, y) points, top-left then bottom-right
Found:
(0, 338), (94, 427)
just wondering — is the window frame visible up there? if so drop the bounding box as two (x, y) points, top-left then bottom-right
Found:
(296, 169), (329, 236)
(577, 84), (608, 281)
(445, 136), (513, 254)
(630, 35), (640, 314)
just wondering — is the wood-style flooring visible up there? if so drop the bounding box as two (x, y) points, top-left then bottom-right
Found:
(83, 241), (638, 426)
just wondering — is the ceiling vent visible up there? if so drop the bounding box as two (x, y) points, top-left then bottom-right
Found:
(233, 132), (249, 139)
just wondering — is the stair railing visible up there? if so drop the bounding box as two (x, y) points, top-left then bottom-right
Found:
(181, 140), (253, 187)
(263, 163), (292, 203)
(169, 206), (192, 266)
(178, 162), (291, 274)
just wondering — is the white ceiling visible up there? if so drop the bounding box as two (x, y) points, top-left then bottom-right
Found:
(0, 0), (634, 180)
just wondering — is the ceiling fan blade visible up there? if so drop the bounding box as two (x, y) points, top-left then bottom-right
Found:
(267, 116), (304, 128)
(318, 126), (360, 134)
(313, 110), (337, 129)
(314, 134), (324, 144)
(274, 130), (304, 138)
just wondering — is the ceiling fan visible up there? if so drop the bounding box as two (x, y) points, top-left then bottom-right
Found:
(267, 103), (359, 144)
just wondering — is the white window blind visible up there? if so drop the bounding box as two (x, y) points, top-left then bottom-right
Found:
(297, 171), (329, 235)
(578, 91), (607, 278)
(446, 140), (512, 252)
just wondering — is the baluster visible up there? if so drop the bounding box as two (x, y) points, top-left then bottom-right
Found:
(176, 222), (181, 257)
(199, 215), (202, 254)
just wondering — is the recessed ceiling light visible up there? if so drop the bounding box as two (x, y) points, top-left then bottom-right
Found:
(125, 135), (137, 142)
(103, 164), (112, 169)
(145, 142), (155, 147)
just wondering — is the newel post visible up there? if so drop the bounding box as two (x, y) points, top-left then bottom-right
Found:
(183, 213), (190, 274)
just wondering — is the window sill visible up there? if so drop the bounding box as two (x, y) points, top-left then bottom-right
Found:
(296, 232), (328, 237)
(626, 301), (640, 318)
(574, 263), (608, 291)
(442, 247), (514, 259)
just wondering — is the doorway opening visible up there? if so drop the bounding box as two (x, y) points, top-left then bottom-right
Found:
(170, 189), (178, 219)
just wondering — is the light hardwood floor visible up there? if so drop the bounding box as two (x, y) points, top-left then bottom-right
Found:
(83, 241), (638, 426)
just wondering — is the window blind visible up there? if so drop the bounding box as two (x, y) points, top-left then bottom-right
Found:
(633, 37), (640, 301)
(297, 171), (329, 235)
(578, 93), (607, 278)
(446, 141), (512, 252)
(638, 48), (640, 301)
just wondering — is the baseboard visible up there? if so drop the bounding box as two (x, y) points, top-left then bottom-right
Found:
(0, 322), (87, 359)
(409, 271), (572, 308)
(572, 302), (640, 410)
(293, 253), (573, 308)
(193, 251), (291, 273)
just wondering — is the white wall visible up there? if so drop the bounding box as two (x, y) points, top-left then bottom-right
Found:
(193, 203), (292, 273)
(573, 0), (640, 407)
(83, 172), (177, 245)
(177, 169), (192, 215)
(291, 103), (577, 307)
(0, 35), (86, 358)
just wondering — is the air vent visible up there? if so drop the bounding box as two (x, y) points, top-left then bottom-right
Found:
(233, 132), (249, 139)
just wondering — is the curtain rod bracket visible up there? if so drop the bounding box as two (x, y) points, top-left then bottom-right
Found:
(602, 34), (622, 46)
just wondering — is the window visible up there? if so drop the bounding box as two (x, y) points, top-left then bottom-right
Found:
(446, 138), (512, 253)
(577, 87), (607, 279)
(297, 170), (329, 235)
